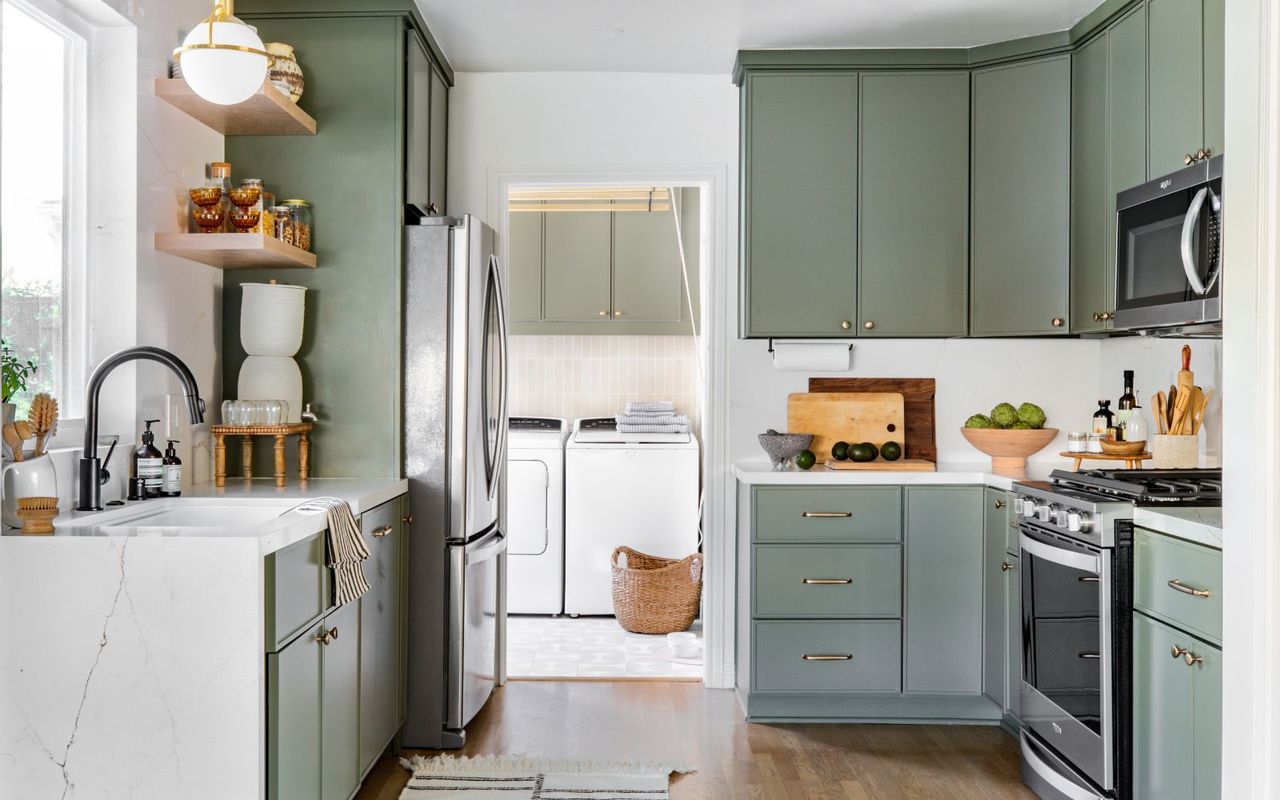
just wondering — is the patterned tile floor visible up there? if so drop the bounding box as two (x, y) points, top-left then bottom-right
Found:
(506, 615), (703, 680)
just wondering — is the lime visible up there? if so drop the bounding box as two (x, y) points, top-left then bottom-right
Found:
(831, 441), (850, 461)
(849, 443), (874, 462)
(863, 442), (880, 461)
(795, 449), (816, 470)
(881, 441), (903, 461)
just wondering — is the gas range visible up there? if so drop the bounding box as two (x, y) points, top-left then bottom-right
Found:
(1013, 468), (1222, 548)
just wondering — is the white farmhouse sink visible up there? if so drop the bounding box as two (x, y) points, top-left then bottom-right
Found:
(55, 498), (317, 535)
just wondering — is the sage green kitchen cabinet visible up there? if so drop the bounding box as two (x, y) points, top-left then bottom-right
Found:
(268, 621), (323, 800)
(429, 67), (448, 214)
(743, 72), (858, 337)
(970, 56), (1071, 336)
(1202, 0), (1224, 161)
(857, 71), (969, 337)
(613, 205), (685, 323)
(405, 33), (432, 211)
(321, 601), (360, 800)
(905, 487), (984, 693)
(1148, 0), (1206, 177)
(507, 209), (543, 322)
(359, 499), (407, 775)
(1133, 612), (1222, 800)
(1108, 3), (1149, 313)
(1071, 33), (1112, 334)
(982, 489), (1019, 715)
(1005, 554), (1022, 723)
(543, 211), (612, 321)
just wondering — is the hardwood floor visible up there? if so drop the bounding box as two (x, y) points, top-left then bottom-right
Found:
(356, 681), (1036, 799)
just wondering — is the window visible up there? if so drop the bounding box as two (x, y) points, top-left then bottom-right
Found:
(1, 0), (87, 419)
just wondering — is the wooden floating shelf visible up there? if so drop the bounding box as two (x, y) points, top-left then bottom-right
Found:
(155, 78), (316, 136)
(155, 233), (316, 269)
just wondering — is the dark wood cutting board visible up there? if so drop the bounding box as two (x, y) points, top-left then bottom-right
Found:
(808, 378), (937, 463)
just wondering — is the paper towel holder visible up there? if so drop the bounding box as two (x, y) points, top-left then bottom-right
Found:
(767, 338), (854, 371)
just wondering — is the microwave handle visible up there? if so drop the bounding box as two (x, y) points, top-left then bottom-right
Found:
(1180, 186), (1222, 296)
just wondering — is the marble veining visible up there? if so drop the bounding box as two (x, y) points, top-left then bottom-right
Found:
(732, 459), (1063, 490)
(1134, 506), (1223, 549)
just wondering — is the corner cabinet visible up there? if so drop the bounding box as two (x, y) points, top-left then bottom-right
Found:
(266, 495), (409, 800)
(970, 55), (1072, 336)
(736, 483), (999, 722)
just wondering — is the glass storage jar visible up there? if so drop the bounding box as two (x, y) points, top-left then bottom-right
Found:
(281, 199), (312, 251)
(1086, 432), (1106, 454)
(1067, 432), (1088, 453)
(271, 206), (295, 246)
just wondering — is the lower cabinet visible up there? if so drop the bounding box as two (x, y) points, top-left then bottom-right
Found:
(266, 495), (408, 800)
(982, 488), (1021, 726)
(1132, 612), (1221, 800)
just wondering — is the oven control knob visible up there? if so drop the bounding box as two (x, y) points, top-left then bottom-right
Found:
(1069, 512), (1093, 533)
(1037, 504), (1053, 523)
(1024, 499), (1040, 519)
(1053, 506), (1069, 527)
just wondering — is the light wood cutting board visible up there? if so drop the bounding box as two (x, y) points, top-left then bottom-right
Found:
(824, 459), (936, 472)
(787, 392), (906, 462)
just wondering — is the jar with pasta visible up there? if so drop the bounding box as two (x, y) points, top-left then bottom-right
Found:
(281, 199), (312, 251)
(271, 205), (295, 247)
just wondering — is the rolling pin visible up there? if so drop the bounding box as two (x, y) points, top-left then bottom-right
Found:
(1178, 345), (1195, 397)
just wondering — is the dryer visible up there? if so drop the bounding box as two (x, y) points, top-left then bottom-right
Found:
(564, 417), (700, 617)
(506, 417), (569, 614)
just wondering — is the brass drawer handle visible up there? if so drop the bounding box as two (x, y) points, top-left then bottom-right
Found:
(315, 629), (333, 646)
(802, 578), (853, 585)
(1167, 579), (1212, 598)
(802, 654), (853, 661)
(994, 499), (1007, 509)
(371, 525), (393, 538)
(1001, 561), (1014, 572)
(801, 511), (852, 518)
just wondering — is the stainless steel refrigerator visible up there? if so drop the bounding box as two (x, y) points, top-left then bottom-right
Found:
(402, 210), (508, 748)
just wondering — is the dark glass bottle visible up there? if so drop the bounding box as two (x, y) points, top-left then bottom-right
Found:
(1092, 400), (1114, 435)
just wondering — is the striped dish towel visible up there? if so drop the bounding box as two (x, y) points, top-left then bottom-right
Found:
(617, 422), (690, 434)
(300, 497), (371, 606)
(624, 400), (675, 414)
(616, 413), (689, 427)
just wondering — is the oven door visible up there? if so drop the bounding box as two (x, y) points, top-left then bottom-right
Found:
(1113, 158), (1222, 331)
(1020, 525), (1113, 793)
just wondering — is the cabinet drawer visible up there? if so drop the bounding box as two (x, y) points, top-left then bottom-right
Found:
(753, 545), (901, 618)
(1135, 528), (1222, 644)
(753, 486), (902, 543)
(265, 531), (331, 652)
(754, 620), (901, 693)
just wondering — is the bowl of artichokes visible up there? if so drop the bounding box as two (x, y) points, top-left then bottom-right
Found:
(960, 402), (1058, 478)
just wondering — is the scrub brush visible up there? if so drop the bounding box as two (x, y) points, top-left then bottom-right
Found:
(16, 497), (58, 534)
(28, 393), (58, 458)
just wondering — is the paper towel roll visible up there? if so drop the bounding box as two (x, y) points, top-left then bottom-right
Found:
(770, 340), (852, 371)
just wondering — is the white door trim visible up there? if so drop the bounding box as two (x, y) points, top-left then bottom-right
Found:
(1222, 0), (1280, 796)
(487, 163), (735, 689)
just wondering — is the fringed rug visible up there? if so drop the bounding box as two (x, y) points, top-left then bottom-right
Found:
(398, 754), (694, 799)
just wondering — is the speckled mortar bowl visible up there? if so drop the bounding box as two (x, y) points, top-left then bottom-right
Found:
(758, 431), (814, 471)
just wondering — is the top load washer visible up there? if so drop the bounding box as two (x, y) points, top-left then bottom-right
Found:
(507, 417), (569, 615)
(564, 417), (700, 616)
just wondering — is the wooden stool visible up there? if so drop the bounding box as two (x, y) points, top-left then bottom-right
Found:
(1059, 451), (1152, 471)
(213, 423), (314, 487)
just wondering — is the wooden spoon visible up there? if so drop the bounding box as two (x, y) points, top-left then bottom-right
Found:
(1193, 388), (1214, 435)
(1152, 391), (1168, 434)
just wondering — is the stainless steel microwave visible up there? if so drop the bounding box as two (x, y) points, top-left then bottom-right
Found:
(1113, 155), (1222, 335)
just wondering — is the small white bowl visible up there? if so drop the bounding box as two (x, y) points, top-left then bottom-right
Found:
(666, 632), (700, 660)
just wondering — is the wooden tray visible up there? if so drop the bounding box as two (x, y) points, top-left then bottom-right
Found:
(824, 459), (937, 472)
(809, 378), (937, 463)
(1059, 451), (1152, 470)
(787, 392), (905, 463)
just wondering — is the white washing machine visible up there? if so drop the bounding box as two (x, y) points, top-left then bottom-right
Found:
(506, 417), (569, 615)
(564, 417), (701, 617)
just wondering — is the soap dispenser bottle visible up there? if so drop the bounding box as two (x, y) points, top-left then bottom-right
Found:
(162, 440), (183, 497)
(132, 420), (164, 498)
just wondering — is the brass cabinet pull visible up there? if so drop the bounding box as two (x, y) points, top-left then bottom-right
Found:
(1093, 312), (1103, 322)
(598, 310), (609, 317)
(315, 629), (332, 646)
(1171, 645), (1190, 659)
(801, 511), (852, 519)
(802, 578), (853, 585)
(840, 320), (852, 331)
(402, 515), (414, 525)
(1051, 317), (1065, 328)
(1167, 579), (1212, 598)
(994, 499), (1007, 509)
(802, 654), (853, 661)
(863, 320), (875, 330)
(1001, 561), (1014, 572)
(1103, 311), (1115, 321)
(1183, 651), (1204, 667)
(1185, 153), (1196, 165)
(328, 627), (338, 641)
(372, 525), (393, 538)
(614, 310), (624, 317)
(1078, 652), (1102, 660)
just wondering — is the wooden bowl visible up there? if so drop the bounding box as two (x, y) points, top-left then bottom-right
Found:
(1100, 438), (1147, 456)
(960, 427), (1059, 478)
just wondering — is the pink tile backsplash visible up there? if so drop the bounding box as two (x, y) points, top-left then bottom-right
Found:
(509, 335), (702, 432)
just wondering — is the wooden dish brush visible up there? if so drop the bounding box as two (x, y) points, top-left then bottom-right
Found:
(16, 497), (58, 534)
(28, 393), (58, 457)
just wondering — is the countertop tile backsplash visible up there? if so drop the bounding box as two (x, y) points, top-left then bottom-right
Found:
(509, 335), (702, 434)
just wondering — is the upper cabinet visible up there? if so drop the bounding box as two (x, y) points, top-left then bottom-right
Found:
(405, 31), (448, 215)
(508, 189), (700, 335)
(858, 72), (970, 337)
(1071, 34), (1112, 334)
(1148, 0), (1214, 177)
(970, 56), (1071, 336)
(744, 73), (858, 338)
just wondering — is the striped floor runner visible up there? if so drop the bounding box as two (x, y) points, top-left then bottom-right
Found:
(398, 755), (693, 799)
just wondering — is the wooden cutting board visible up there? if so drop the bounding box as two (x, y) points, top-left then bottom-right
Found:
(809, 378), (937, 462)
(824, 459), (936, 472)
(787, 392), (906, 463)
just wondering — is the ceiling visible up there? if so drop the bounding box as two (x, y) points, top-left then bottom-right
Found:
(414, 0), (1102, 74)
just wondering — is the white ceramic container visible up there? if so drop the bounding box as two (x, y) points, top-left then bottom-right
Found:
(237, 355), (302, 423)
(1151, 434), (1199, 469)
(2, 454), (58, 528)
(240, 283), (305, 357)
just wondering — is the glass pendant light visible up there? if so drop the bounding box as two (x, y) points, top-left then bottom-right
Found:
(174, 0), (271, 106)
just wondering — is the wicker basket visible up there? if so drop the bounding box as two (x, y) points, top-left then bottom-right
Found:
(610, 546), (703, 635)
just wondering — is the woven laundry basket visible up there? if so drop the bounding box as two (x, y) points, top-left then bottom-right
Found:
(611, 546), (703, 635)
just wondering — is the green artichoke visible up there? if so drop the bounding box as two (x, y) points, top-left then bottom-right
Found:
(990, 403), (1019, 428)
(964, 414), (994, 429)
(1009, 421), (1034, 430)
(1016, 402), (1047, 429)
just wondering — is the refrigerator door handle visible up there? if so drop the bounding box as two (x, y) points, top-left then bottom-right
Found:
(490, 253), (510, 487)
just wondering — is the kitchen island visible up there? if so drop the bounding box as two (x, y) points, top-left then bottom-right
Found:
(0, 478), (407, 800)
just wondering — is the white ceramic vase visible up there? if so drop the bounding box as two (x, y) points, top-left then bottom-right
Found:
(2, 454), (57, 528)
(240, 282), (305, 357)
(238, 356), (303, 423)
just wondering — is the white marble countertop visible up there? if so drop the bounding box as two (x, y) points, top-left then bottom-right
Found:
(3, 478), (407, 555)
(732, 459), (1065, 490)
(1134, 506), (1223, 549)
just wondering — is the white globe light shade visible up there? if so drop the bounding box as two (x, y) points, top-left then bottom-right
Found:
(179, 19), (268, 105)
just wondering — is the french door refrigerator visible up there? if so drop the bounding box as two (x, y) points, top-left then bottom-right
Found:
(402, 210), (509, 748)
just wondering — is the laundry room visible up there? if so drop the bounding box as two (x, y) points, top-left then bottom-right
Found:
(502, 183), (706, 680)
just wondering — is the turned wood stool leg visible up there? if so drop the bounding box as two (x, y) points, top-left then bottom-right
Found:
(274, 434), (287, 488)
(241, 437), (254, 480)
(298, 431), (310, 482)
(214, 434), (226, 488)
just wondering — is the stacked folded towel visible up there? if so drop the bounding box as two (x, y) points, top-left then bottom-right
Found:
(616, 401), (690, 434)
